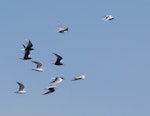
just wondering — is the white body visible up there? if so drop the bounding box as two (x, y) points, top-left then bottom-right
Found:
(15, 90), (26, 94)
(57, 24), (68, 33)
(72, 75), (86, 81)
(15, 82), (26, 94)
(103, 15), (114, 21)
(50, 77), (64, 85)
(32, 61), (44, 72)
(32, 67), (44, 72)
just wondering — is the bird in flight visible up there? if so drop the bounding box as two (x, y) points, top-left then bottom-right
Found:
(102, 15), (114, 21)
(32, 61), (44, 72)
(15, 82), (26, 94)
(50, 77), (64, 86)
(72, 75), (86, 81)
(57, 23), (68, 33)
(43, 86), (56, 95)
(20, 39), (34, 60)
(52, 53), (63, 65)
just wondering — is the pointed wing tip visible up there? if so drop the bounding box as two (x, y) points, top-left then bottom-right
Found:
(52, 53), (56, 56)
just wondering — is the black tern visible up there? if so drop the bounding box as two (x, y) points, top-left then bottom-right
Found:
(43, 86), (56, 95)
(22, 39), (34, 51)
(53, 53), (63, 65)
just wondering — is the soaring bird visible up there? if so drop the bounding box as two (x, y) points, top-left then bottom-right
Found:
(50, 77), (64, 85)
(53, 53), (63, 65)
(72, 75), (86, 81)
(15, 82), (26, 94)
(57, 23), (68, 33)
(43, 86), (56, 95)
(32, 61), (44, 72)
(102, 15), (114, 21)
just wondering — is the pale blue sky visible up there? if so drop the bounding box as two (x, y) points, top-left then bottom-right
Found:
(0, 0), (150, 116)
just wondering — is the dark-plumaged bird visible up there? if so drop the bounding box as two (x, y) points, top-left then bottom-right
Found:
(43, 86), (56, 95)
(22, 39), (34, 51)
(20, 39), (34, 60)
(20, 50), (32, 60)
(24, 50), (31, 60)
(53, 53), (63, 65)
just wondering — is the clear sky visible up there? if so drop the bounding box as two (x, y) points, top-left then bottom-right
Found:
(0, 0), (150, 116)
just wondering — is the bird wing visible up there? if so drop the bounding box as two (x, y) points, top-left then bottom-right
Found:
(53, 53), (63, 63)
(48, 87), (55, 92)
(43, 86), (56, 95)
(72, 77), (81, 81)
(32, 61), (42, 68)
(58, 24), (65, 31)
(50, 77), (62, 85)
(50, 77), (58, 83)
(26, 40), (33, 49)
(16, 82), (24, 91)
(43, 90), (52, 95)
(73, 75), (86, 81)
(22, 44), (26, 49)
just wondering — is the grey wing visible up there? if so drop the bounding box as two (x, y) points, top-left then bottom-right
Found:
(43, 86), (56, 95)
(32, 61), (42, 68)
(72, 78), (80, 81)
(26, 40), (33, 48)
(43, 90), (53, 95)
(43, 89), (55, 95)
(58, 24), (64, 30)
(16, 82), (24, 91)
(51, 78), (62, 85)
(72, 77), (81, 81)
(50, 77), (58, 83)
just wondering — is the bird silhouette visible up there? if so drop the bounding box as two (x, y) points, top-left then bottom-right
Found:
(53, 53), (63, 65)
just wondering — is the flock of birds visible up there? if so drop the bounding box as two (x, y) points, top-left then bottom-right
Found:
(15, 15), (114, 95)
